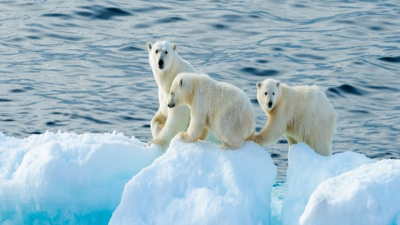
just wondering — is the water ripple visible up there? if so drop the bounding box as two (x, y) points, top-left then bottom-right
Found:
(379, 56), (400, 63)
(75, 6), (131, 20)
(157, 16), (186, 23)
(240, 67), (279, 77)
(0, 0), (399, 182)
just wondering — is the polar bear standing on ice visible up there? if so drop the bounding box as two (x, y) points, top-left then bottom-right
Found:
(255, 79), (336, 156)
(145, 41), (195, 149)
(167, 73), (255, 149)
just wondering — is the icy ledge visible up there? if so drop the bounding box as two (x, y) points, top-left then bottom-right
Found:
(282, 143), (400, 225)
(1, 132), (399, 225)
(110, 138), (277, 225)
(0, 132), (163, 224)
(300, 159), (400, 225)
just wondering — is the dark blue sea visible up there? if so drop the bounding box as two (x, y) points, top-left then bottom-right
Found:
(0, 0), (399, 180)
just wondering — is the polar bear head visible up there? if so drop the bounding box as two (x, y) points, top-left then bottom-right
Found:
(167, 72), (195, 108)
(257, 79), (281, 112)
(147, 41), (177, 71)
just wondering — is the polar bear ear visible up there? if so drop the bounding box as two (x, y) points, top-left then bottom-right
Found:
(147, 42), (152, 51)
(276, 81), (280, 87)
(257, 82), (261, 89)
(179, 78), (183, 88)
(173, 43), (177, 51)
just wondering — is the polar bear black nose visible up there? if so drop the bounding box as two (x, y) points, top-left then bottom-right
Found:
(268, 101), (272, 108)
(158, 60), (164, 68)
(168, 103), (175, 108)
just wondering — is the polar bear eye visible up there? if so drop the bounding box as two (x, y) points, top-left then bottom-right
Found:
(155, 50), (159, 54)
(165, 51), (168, 55)
(171, 92), (174, 96)
(265, 92), (268, 95)
(273, 92), (275, 95)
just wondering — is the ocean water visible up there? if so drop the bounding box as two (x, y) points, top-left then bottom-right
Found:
(0, 0), (399, 180)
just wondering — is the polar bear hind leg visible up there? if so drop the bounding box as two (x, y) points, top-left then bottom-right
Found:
(198, 128), (208, 141)
(286, 136), (297, 146)
(220, 140), (243, 150)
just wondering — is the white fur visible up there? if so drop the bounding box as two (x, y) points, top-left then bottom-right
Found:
(167, 73), (255, 149)
(255, 79), (336, 156)
(146, 41), (195, 149)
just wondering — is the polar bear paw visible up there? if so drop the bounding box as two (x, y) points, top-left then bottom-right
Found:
(177, 132), (189, 142)
(254, 135), (264, 146)
(145, 138), (167, 150)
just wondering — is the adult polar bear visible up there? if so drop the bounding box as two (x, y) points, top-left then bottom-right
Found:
(145, 40), (195, 149)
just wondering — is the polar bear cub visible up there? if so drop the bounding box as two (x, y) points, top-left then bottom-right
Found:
(167, 73), (255, 149)
(145, 41), (195, 149)
(255, 79), (336, 156)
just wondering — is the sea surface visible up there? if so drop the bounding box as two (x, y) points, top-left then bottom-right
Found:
(0, 0), (399, 180)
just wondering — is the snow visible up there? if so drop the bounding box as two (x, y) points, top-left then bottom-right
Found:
(1, 132), (399, 225)
(281, 143), (374, 225)
(109, 138), (277, 225)
(0, 132), (162, 224)
(300, 159), (400, 225)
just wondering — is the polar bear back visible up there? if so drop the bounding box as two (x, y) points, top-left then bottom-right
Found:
(194, 74), (255, 142)
(282, 85), (333, 122)
(280, 84), (336, 155)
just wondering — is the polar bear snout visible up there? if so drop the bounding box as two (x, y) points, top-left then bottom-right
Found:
(158, 59), (164, 69)
(268, 101), (273, 108)
(167, 92), (176, 108)
(167, 102), (175, 108)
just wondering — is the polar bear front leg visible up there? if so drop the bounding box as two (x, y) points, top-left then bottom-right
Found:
(177, 112), (205, 143)
(151, 109), (166, 139)
(147, 105), (190, 149)
(255, 117), (287, 146)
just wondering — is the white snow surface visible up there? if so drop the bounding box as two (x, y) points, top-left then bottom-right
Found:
(300, 159), (400, 225)
(110, 138), (277, 225)
(1, 132), (400, 225)
(281, 143), (374, 225)
(0, 132), (163, 224)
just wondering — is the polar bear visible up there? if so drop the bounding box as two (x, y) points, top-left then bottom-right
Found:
(167, 73), (255, 149)
(254, 79), (336, 156)
(145, 41), (195, 149)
